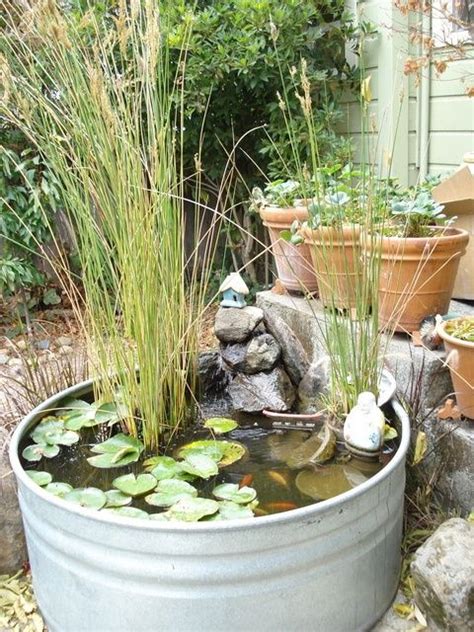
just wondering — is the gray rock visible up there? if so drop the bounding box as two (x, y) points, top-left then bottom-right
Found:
(198, 350), (230, 395)
(262, 309), (309, 385)
(228, 366), (295, 413)
(297, 356), (331, 413)
(214, 306), (264, 343)
(0, 430), (27, 573)
(411, 518), (474, 631)
(57, 336), (72, 347)
(221, 334), (280, 374)
(0, 353), (9, 365)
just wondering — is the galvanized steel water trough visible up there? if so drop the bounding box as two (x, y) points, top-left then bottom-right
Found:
(10, 379), (410, 632)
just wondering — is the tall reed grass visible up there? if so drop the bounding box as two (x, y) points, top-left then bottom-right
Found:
(1, 1), (219, 449)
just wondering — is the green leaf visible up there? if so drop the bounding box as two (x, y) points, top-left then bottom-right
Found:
(64, 487), (107, 509)
(112, 473), (157, 497)
(215, 500), (255, 520)
(179, 454), (218, 479)
(384, 424), (398, 441)
(104, 490), (133, 508)
(105, 506), (149, 520)
(22, 443), (60, 462)
(88, 433), (143, 469)
(145, 479), (197, 507)
(177, 440), (246, 466)
(45, 482), (73, 497)
(90, 433), (143, 455)
(26, 470), (52, 486)
(145, 455), (182, 479)
(164, 497), (219, 522)
(87, 451), (141, 469)
(30, 419), (64, 445)
(203, 417), (238, 435)
(279, 229), (292, 242)
(212, 483), (257, 504)
(412, 431), (427, 465)
(42, 288), (61, 305)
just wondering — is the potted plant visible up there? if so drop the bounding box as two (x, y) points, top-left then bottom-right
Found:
(437, 316), (474, 419)
(366, 188), (469, 332)
(3, 5), (410, 631)
(251, 180), (318, 294)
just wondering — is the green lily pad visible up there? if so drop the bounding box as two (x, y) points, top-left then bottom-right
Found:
(45, 482), (73, 497)
(105, 490), (133, 508)
(22, 443), (60, 462)
(64, 487), (107, 509)
(105, 506), (149, 520)
(216, 500), (255, 520)
(203, 417), (238, 435)
(145, 479), (197, 507)
(30, 419), (79, 447)
(212, 483), (257, 504)
(26, 470), (52, 486)
(112, 473), (157, 497)
(179, 454), (218, 479)
(165, 497), (219, 522)
(61, 399), (95, 430)
(62, 399), (128, 430)
(177, 440), (246, 467)
(144, 456), (183, 480)
(88, 433), (143, 469)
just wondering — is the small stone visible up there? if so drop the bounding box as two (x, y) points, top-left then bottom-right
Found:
(56, 336), (72, 347)
(214, 306), (264, 343)
(221, 333), (280, 374)
(263, 310), (309, 385)
(228, 366), (295, 413)
(410, 518), (474, 631)
(0, 353), (9, 366)
(58, 345), (73, 355)
(7, 357), (23, 367)
(297, 357), (331, 412)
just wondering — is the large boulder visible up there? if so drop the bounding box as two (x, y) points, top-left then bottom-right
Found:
(262, 310), (309, 385)
(410, 518), (474, 631)
(221, 334), (281, 374)
(214, 306), (264, 343)
(228, 366), (295, 413)
(198, 351), (230, 396)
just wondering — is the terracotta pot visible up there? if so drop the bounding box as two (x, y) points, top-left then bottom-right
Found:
(303, 224), (361, 309)
(259, 205), (318, 294)
(367, 227), (469, 332)
(437, 318), (474, 420)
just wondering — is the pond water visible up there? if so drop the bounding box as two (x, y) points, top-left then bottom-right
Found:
(20, 400), (398, 519)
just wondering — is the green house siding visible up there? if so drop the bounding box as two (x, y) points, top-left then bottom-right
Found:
(340, 1), (474, 185)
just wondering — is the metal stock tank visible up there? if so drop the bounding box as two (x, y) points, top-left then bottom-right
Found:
(10, 379), (409, 632)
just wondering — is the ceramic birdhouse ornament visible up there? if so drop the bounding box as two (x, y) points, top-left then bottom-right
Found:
(343, 392), (385, 460)
(219, 272), (249, 308)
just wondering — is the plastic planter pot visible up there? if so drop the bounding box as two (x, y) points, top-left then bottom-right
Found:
(259, 205), (318, 294)
(10, 380), (410, 632)
(437, 318), (474, 419)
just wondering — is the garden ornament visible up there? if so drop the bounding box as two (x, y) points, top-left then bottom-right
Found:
(343, 392), (385, 460)
(219, 272), (249, 308)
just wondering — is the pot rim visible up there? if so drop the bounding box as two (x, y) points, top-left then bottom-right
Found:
(370, 226), (469, 244)
(9, 378), (409, 533)
(436, 317), (474, 350)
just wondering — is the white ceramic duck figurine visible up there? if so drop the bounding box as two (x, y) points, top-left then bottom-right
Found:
(344, 392), (385, 460)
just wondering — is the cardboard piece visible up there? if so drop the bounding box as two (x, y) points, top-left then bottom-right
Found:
(432, 166), (474, 300)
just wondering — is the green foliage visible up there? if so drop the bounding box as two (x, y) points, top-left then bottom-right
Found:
(389, 189), (449, 238)
(168, 0), (362, 183)
(444, 316), (474, 342)
(0, 137), (60, 295)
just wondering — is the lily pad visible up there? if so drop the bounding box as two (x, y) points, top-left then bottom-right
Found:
(177, 440), (246, 467)
(26, 470), (52, 486)
(62, 399), (128, 430)
(45, 482), (73, 497)
(31, 419), (79, 447)
(105, 506), (149, 520)
(212, 483), (257, 505)
(216, 500), (255, 520)
(88, 433), (143, 469)
(144, 456), (186, 480)
(61, 399), (95, 430)
(22, 443), (60, 462)
(145, 479), (197, 507)
(164, 497), (219, 522)
(105, 490), (133, 507)
(203, 417), (238, 435)
(295, 465), (352, 500)
(112, 473), (157, 497)
(179, 454), (218, 479)
(64, 487), (107, 509)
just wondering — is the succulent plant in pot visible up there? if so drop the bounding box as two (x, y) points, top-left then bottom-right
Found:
(437, 316), (474, 419)
(365, 188), (470, 333)
(251, 179), (318, 294)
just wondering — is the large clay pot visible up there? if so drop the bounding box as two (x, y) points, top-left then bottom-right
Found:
(367, 228), (469, 332)
(259, 206), (318, 294)
(303, 224), (361, 309)
(437, 318), (474, 419)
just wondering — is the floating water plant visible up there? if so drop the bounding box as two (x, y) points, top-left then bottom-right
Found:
(163, 497), (220, 522)
(26, 471), (52, 486)
(145, 480), (198, 508)
(64, 488), (107, 510)
(177, 440), (246, 466)
(203, 418), (238, 435)
(104, 490), (133, 508)
(45, 482), (73, 498)
(212, 483), (257, 505)
(112, 474), (157, 497)
(87, 435), (144, 469)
